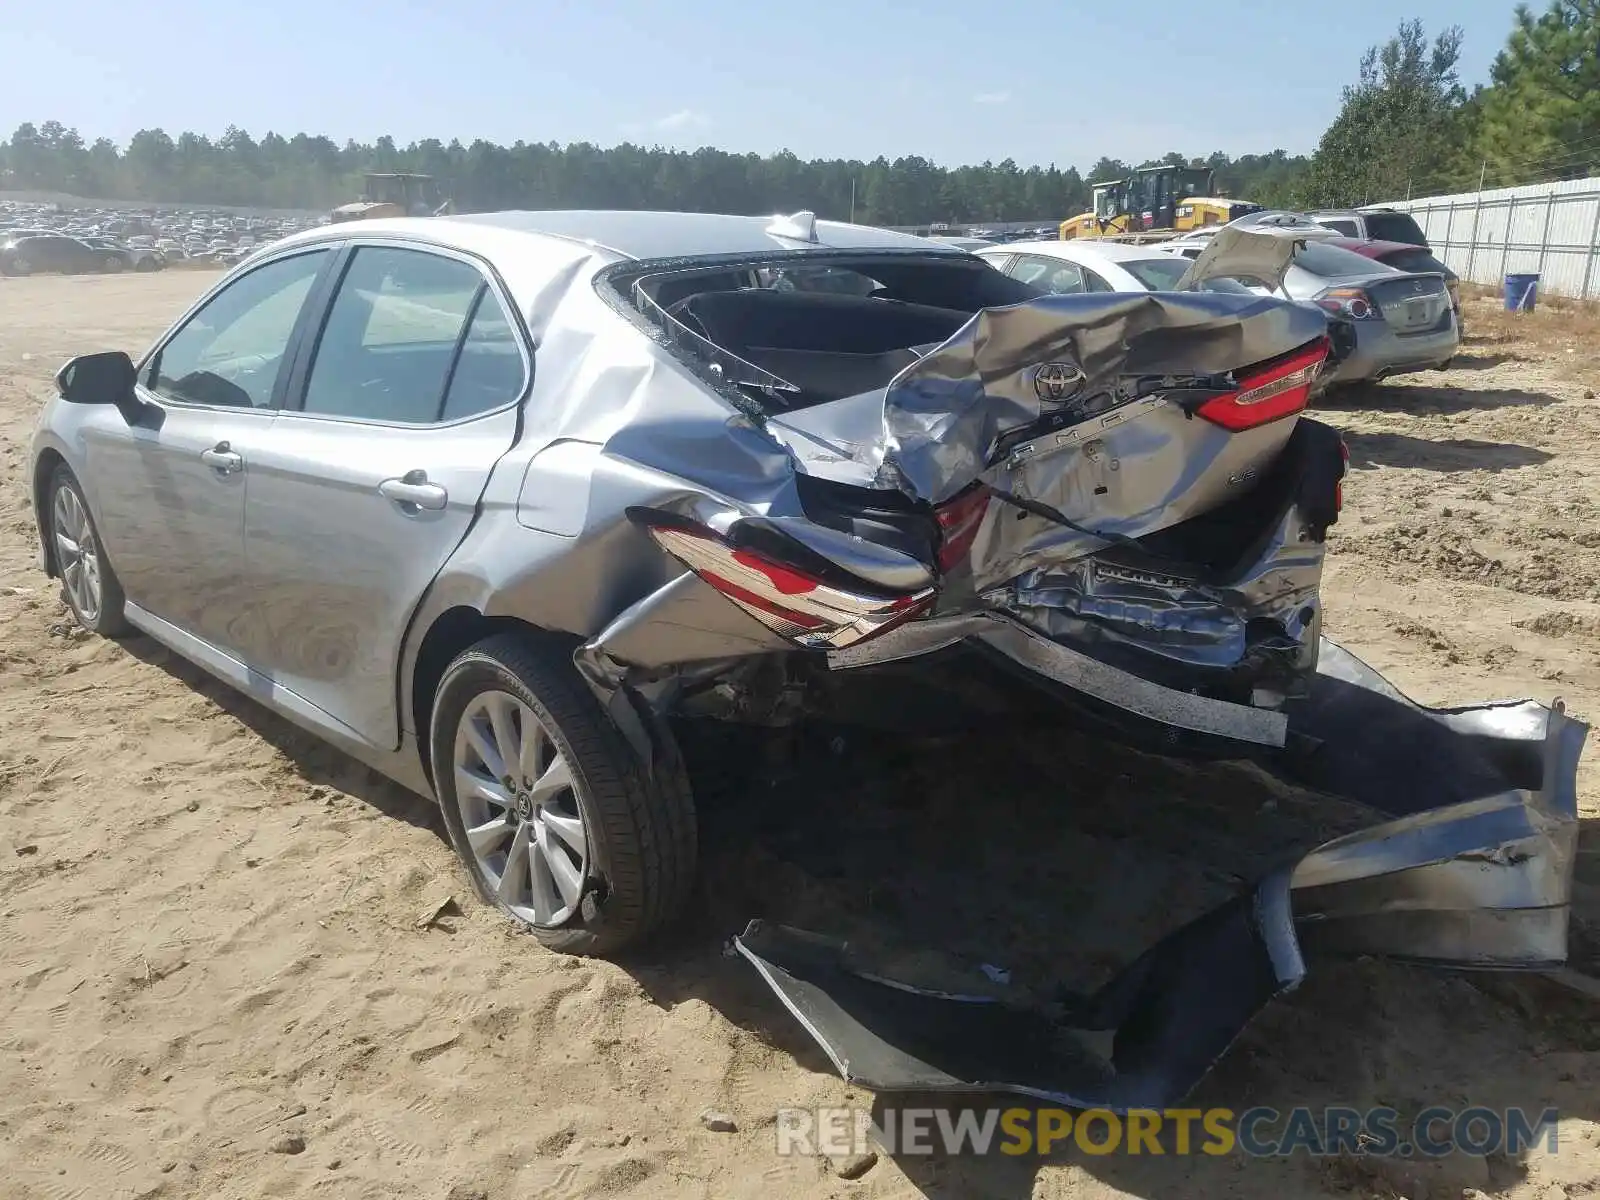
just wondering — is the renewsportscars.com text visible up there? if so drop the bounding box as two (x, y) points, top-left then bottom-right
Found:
(775, 1105), (1560, 1159)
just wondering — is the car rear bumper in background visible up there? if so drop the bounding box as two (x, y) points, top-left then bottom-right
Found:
(1323, 320), (1459, 385)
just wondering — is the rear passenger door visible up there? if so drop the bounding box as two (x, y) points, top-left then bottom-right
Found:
(241, 241), (529, 750)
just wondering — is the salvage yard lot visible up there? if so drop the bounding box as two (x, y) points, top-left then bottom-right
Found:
(1, 270), (1598, 1200)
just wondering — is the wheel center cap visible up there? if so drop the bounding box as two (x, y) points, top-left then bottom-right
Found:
(514, 792), (534, 821)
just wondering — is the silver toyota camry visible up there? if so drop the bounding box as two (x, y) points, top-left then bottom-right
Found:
(30, 209), (1583, 1109)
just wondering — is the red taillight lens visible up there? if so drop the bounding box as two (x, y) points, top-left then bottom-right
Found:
(933, 483), (990, 574)
(1195, 337), (1330, 432)
(640, 519), (935, 650)
(1314, 287), (1378, 320)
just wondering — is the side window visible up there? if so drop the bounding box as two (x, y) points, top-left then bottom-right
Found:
(1317, 219), (1361, 238)
(1040, 262), (1087, 295)
(439, 290), (527, 421)
(145, 250), (329, 409)
(299, 246), (487, 424)
(1083, 269), (1115, 293)
(1009, 255), (1053, 287)
(1010, 255), (1088, 295)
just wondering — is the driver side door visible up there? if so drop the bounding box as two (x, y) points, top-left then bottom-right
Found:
(86, 247), (336, 655)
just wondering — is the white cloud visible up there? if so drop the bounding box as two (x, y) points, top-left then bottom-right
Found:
(973, 91), (1011, 105)
(653, 109), (710, 131)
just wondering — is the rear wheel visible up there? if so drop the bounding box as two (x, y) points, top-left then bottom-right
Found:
(431, 633), (697, 956)
(7, 256), (32, 276)
(47, 465), (129, 637)
(102, 256), (125, 273)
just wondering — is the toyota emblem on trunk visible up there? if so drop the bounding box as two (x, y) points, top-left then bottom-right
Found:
(1034, 362), (1087, 405)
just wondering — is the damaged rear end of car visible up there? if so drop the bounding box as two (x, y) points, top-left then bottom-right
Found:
(561, 227), (1585, 1108)
(580, 236), (1347, 749)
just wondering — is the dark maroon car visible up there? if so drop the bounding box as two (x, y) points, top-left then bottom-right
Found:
(1328, 237), (1462, 331)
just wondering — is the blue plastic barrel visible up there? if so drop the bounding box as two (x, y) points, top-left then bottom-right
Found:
(1504, 272), (1540, 312)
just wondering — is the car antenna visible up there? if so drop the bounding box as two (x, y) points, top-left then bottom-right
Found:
(765, 211), (819, 243)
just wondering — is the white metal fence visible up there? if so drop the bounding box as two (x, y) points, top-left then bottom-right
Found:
(1384, 176), (1600, 300)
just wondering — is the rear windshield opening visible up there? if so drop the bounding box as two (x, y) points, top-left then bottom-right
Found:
(1363, 212), (1429, 247)
(603, 253), (1038, 414)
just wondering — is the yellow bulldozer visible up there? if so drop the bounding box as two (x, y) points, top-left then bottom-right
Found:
(1058, 164), (1262, 241)
(330, 172), (453, 223)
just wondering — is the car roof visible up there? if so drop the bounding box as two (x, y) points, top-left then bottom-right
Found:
(448, 209), (960, 260)
(261, 210), (963, 267)
(1327, 236), (1430, 257)
(979, 238), (1177, 265)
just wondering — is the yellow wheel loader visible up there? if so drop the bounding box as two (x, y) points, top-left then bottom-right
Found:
(330, 173), (453, 223)
(1058, 165), (1262, 242)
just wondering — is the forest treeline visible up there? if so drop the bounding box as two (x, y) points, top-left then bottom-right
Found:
(3, 1), (1595, 221)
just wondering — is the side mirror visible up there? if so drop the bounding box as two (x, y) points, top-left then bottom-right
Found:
(57, 350), (136, 404)
(55, 351), (148, 424)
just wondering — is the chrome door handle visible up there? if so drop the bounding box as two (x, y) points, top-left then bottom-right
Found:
(200, 442), (243, 473)
(379, 472), (448, 511)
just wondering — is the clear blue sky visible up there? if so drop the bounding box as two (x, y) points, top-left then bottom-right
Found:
(4, 0), (1519, 170)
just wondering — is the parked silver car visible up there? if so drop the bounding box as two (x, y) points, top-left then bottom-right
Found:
(1180, 211), (1459, 386)
(30, 209), (1584, 1109)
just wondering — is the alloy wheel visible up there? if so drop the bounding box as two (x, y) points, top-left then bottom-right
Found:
(453, 690), (590, 927)
(52, 485), (102, 624)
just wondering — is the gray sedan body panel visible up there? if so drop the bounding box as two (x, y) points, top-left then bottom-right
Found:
(50, 398), (262, 653)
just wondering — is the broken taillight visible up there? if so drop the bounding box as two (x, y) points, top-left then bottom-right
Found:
(636, 516), (935, 650)
(933, 483), (990, 573)
(1195, 337), (1330, 432)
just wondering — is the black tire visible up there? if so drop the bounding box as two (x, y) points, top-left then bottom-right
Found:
(431, 632), (697, 956)
(47, 465), (130, 637)
(103, 256), (125, 273)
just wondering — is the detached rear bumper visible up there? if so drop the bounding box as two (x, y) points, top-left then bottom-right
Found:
(739, 639), (1586, 1112)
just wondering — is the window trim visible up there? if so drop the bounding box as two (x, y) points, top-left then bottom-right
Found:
(278, 236), (533, 431)
(134, 246), (340, 414)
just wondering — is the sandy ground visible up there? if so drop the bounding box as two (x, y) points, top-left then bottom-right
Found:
(2, 271), (1599, 1200)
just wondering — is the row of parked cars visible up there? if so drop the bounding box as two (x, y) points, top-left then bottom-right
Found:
(0, 200), (322, 278)
(949, 208), (1460, 388)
